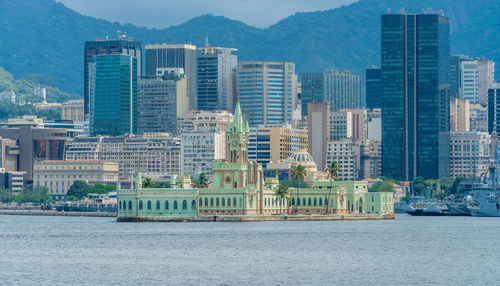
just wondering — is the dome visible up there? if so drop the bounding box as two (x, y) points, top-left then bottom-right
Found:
(290, 149), (314, 163)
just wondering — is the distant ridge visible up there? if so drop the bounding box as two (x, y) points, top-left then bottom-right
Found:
(0, 0), (498, 96)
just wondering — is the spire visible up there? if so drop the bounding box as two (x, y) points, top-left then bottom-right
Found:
(232, 100), (244, 133)
(135, 169), (142, 189)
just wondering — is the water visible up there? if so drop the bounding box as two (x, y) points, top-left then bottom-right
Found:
(0, 215), (499, 285)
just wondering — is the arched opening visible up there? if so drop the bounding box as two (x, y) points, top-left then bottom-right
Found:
(308, 198), (312, 206)
(192, 200), (196, 209)
(147, 201), (152, 210)
(156, 200), (160, 210)
(303, 198), (306, 206)
(182, 200), (187, 210)
(165, 201), (169, 210)
(292, 198), (295, 206)
(205, 198), (208, 206)
(210, 198), (214, 207)
(234, 198), (237, 207)
(222, 198), (225, 207)
(139, 201), (143, 210)
(359, 198), (363, 213)
(129, 201), (132, 210)
(228, 197), (231, 207)
(174, 201), (178, 210)
(347, 200), (350, 212)
(319, 198), (322, 206)
(199, 198), (203, 207)
(216, 198), (220, 207)
(119, 201), (122, 210)
(314, 198), (317, 206)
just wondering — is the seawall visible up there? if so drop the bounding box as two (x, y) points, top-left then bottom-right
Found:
(0, 210), (116, 217)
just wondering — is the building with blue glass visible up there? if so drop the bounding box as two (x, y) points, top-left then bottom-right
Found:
(381, 12), (450, 180)
(89, 54), (137, 136)
(366, 66), (382, 109)
(301, 73), (324, 117)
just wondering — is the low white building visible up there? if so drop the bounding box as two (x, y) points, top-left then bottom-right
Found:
(180, 129), (226, 179)
(450, 131), (491, 179)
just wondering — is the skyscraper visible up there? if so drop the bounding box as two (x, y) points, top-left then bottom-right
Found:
(488, 83), (500, 134)
(145, 44), (197, 110)
(301, 73), (324, 117)
(89, 55), (137, 136)
(197, 47), (237, 111)
(237, 61), (298, 126)
(307, 102), (330, 171)
(84, 37), (141, 116)
(381, 12), (450, 180)
(324, 70), (361, 112)
(366, 66), (382, 109)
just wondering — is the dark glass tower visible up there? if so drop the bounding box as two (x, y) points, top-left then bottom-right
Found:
(381, 13), (450, 180)
(488, 85), (500, 134)
(89, 55), (137, 136)
(366, 66), (382, 109)
(84, 38), (142, 116)
(145, 44), (196, 110)
(301, 73), (324, 117)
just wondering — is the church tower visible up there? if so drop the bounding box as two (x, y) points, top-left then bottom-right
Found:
(227, 100), (249, 164)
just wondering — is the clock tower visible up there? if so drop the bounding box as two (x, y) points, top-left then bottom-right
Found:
(226, 100), (249, 164)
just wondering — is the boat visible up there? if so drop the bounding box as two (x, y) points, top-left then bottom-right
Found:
(469, 194), (500, 217)
(404, 201), (449, 216)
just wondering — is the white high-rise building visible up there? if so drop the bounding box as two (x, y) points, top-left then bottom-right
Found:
(450, 131), (491, 179)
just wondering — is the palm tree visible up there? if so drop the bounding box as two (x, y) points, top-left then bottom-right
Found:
(142, 177), (156, 188)
(197, 173), (209, 188)
(274, 184), (289, 215)
(291, 164), (306, 214)
(325, 161), (340, 214)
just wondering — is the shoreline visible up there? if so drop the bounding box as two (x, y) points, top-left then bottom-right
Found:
(0, 210), (116, 217)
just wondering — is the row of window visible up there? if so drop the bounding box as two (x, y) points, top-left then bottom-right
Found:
(120, 199), (196, 211)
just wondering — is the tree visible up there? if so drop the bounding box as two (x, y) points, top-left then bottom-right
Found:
(89, 184), (116, 194)
(142, 177), (156, 188)
(369, 181), (394, 193)
(291, 164), (306, 214)
(0, 188), (13, 203)
(274, 184), (289, 215)
(197, 173), (209, 188)
(152, 182), (171, 188)
(13, 185), (51, 204)
(66, 180), (89, 200)
(411, 177), (427, 196)
(451, 175), (466, 194)
(325, 161), (340, 214)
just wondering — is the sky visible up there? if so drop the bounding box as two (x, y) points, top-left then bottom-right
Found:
(57, 0), (357, 28)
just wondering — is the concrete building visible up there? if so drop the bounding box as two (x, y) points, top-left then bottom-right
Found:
(137, 71), (189, 135)
(89, 54), (137, 136)
(33, 160), (119, 200)
(64, 134), (181, 180)
(0, 126), (68, 181)
(367, 109), (382, 141)
(307, 102), (330, 171)
(450, 132), (491, 179)
(237, 61), (298, 126)
(301, 73), (325, 117)
(477, 59), (495, 106)
(61, 99), (84, 122)
(0, 137), (19, 172)
(145, 44), (197, 110)
(450, 98), (470, 132)
(0, 170), (26, 192)
(180, 129), (226, 178)
(84, 37), (142, 116)
(324, 70), (361, 112)
(357, 139), (382, 180)
(470, 103), (488, 132)
(326, 139), (358, 181)
(382, 12), (450, 180)
(254, 123), (307, 169)
(197, 47), (237, 111)
(488, 83), (500, 134)
(177, 110), (234, 134)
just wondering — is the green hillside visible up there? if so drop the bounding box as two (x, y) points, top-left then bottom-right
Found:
(0, 0), (499, 96)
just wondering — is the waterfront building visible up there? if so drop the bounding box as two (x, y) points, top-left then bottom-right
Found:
(470, 103), (488, 132)
(177, 110), (234, 134)
(450, 99), (470, 132)
(488, 83), (500, 134)
(254, 123), (307, 169)
(117, 102), (394, 219)
(358, 139), (382, 180)
(64, 134), (181, 180)
(34, 160), (119, 200)
(450, 131), (491, 179)
(0, 170), (26, 192)
(265, 149), (328, 183)
(180, 129), (226, 178)
(84, 36), (142, 115)
(145, 44), (196, 110)
(89, 54), (137, 136)
(366, 66), (382, 109)
(0, 137), (19, 172)
(247, 127), (258, 162)
(307, 102), (330, 171)
(61, 99), (84, 122)
(301, 73), (324, 117)
(237, 61), (298, 126)
(197, 46), (237, 111)
(381, 12), (450, 180)
(326, 139), (358, 181)
(137, 71), (189, 135)
(0, 126), (67, 181)
(324, 70), (361, 112)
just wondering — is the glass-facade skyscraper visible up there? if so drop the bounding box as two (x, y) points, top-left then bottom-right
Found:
(366, 66), (382, 109)
(301, 73), (324, 117)
(197, 47), (237, 111)
(381, 13), (450, 180)
(145, 44), (196, 110)
(84, 38), (141, 116)
(89, 55), (137, 136)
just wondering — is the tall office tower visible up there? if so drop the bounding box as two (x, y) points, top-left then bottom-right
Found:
(301, 73), (324, 117)
(488, 83), (500, 134)
(381, 12), (450, 180)
(477, 59), (495, 106)
(450, 99), (470, 132)
(366, 66), (382, 109)
(324, 70), (361, 112)
(137, 70), (189, 135)
(470, 103), (488, 132)
(89, 54), (137, 136)
(84, 36), (141, 116)
(449, 55), (472, 99)
(145, 44), (196, 110)
(237, 61), (298, 126)
(307, 102), (330, 171)
(197, 47), (238, 111)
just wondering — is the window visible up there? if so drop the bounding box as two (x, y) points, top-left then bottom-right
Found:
(308, 198), (312, 206)
(174, 201), (178, 210)
(319, 198), (323, 206)
(119, 201), (122, 210)
(222, 198), (225, 207)
(227, 197), (231, 207)
(182, 200), (187, 210)
(234, 198), (237, 207)
(216, 198), (220, 207)
(192, 200), (196, 209)
(199, 198), (203, 207)
(129, 201), (132, 210)
(303, 198), (306, 206)
(165, 201), (169, 210)
(139, 201), (143, 210)
(210, 198), (214, 207)
(147, 201), (152, 210)
(156, 200), (160, 210)
(205, 198), (209, 206)
(314, 198), (317, 206)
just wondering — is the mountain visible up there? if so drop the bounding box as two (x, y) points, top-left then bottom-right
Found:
(1, 0), (500, 96)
